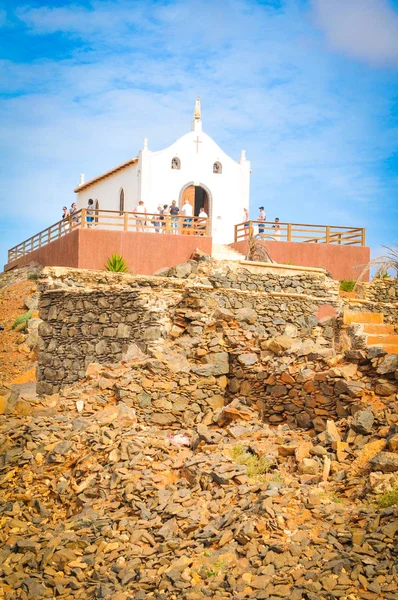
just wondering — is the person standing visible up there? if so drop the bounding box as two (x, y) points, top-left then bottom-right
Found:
(198, 207), (208, 234)
(86, 199), (94, 227)
(169, 200), (180, 233)
(133, 200), (147, 232)
(70, 202), (79, 226)
(272, 217), (282, 240)
(160, 204), (170, 232)
(62, 206), (70, 233)
(258, 206), (266, 237)
(182, 199), (193, 232)
(152, 204), (163, 233)
(243, 207), (250, 237)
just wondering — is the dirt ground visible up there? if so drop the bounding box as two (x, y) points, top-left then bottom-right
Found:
(0, 276), (38, 391)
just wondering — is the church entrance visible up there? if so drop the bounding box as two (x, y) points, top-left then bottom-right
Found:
(181, 185), (210, 216)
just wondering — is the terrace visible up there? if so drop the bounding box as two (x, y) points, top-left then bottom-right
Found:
(5, 211), (369, 280)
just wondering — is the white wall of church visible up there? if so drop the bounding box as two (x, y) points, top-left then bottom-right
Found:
(143, 128), (250, 244)
(74, 117), (251, 244)
(75, 163), (139, 212)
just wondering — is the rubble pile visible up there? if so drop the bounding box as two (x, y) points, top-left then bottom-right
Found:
(1, 348), (397, 600)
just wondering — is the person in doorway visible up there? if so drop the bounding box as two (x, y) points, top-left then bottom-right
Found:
(258, 206), (266, 237)
(198, 207), (208, 235)
(272, 217), (282, 240)
(182, 199), (193, 232)
(133, 200), (147, 232)
(86, 199), (94, 227)
(169, 200), (180, 233)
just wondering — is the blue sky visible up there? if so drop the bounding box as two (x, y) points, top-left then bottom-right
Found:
(1, 0), (397, 269)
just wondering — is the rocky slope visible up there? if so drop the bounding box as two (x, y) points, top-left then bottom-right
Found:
(0, 347), (397, 600)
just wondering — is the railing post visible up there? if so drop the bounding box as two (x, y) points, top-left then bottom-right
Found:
(124, 211), (129, 231)
(165, 215), (171, 234)
(287, 223), (292, 242)
(81, 208), (86, 228)
(249, 220), (253, 240)
(206, 218), (210, 236)
(362, 228), (366, 246)
(326, 226), (330, 244)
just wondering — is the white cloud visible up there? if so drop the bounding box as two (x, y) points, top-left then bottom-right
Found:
(312, 0), (398, 66)
(0, 0), (397, 267)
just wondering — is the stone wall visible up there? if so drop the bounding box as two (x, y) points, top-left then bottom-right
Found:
(37, 266), (342, 395)
(356, 278), (398, 304)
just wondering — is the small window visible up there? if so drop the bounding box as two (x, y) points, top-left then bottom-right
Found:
(213, 161), (222, 174)
(119, 189), (125, 214)
(171, 157), (181, 170)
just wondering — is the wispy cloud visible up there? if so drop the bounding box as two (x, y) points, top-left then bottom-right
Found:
(312, 0), (398, 66)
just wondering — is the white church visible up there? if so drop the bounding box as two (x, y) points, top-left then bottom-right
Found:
(74, 98), (251, 243)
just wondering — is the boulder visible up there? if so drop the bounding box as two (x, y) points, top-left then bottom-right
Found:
(325, 420), (341, 444)
(377, 354), (398, 375)
(375, 382), (397, 397)
(370, 451), (398, 473)
(351, 410), (374, 435)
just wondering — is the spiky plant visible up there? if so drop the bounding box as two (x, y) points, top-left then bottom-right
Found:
(104, 253), (128, 273)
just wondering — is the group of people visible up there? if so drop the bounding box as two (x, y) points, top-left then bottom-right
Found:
(62, 199), (95, 228)
(133, 199), (208, 233)
(243, 207), (282, 240)
(61, 202), (81, 231)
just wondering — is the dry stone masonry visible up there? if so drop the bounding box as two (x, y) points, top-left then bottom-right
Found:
(37, 263), (343, 396)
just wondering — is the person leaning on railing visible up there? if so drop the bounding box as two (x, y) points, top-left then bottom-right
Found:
(62, 206), (70, 233)
(70, 202), (79, 226)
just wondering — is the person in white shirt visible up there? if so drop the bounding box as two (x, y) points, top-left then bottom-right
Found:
(272, 217), (282, 240)
(258, 206), (266, 237)
(198, 207), (208, 234)
(133, 200), (147, 232)
(182, 200), (193, 232)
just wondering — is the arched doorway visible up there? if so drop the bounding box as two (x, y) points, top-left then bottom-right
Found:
(179, 183), (211, 217)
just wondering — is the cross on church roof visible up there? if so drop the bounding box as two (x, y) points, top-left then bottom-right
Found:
(193, 136), (202, 153)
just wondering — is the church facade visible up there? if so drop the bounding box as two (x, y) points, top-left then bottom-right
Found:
(74, 99), (251, 243)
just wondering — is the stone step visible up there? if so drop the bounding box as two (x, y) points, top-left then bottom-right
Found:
(212, 244), (245, 262)
(363, 323), (395, 334)
(366, 334), (398, 346)
(343, 311), (384, 325)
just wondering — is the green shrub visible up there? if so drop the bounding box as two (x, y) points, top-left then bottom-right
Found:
(375, 488), (398, 508)
(231, 444), (271, 479)
(340, 280), (356, 292)
(27, 273), (39, 280)
(105, 253), (128, 273)
(11, 311), (33, 331)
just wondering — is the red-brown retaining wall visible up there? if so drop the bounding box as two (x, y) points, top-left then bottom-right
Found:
(231, 240), (370, 281)
(5, 229), (212, 275)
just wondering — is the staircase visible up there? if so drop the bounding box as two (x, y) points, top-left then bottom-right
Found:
(212, 244), (246, 262)
(344, 311), (398, 354)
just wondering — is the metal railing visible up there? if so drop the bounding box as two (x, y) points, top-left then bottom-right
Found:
(234, 221), (366, 246)
(8, 209), (211, 263)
